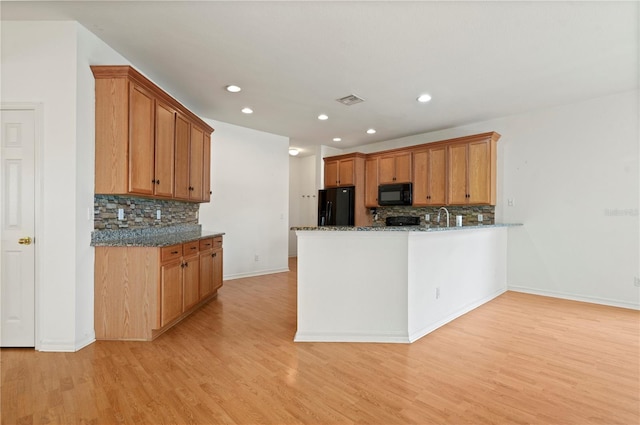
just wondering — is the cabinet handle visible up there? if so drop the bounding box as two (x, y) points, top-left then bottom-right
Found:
(190, 247), (197, 250)
(156, 180), (160, 185)
(152, 179), (156, 184)
(184, 262), (189, 268)
(212, 253), (216, 257)
(181, 262), (185, 268)
(171, 251), (179, 254)
(209, 191), (212, 195)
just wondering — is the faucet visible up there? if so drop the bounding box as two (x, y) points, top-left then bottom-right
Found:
(436, 207), (450, 227)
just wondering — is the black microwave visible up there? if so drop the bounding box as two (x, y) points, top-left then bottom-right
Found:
(378, 183), (413, 206)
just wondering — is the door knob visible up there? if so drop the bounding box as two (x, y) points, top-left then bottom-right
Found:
(18, 236), (32, 245)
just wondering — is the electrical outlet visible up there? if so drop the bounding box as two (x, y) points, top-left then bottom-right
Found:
(117, 208), (124, 221)
(425, 214), (430, 222)
(156, 209), (161, 220)
(478, 214), (483, 222)
(436, 287), (440, 299)
(507, 199), (515, 207)
(634, 276), (640, 287)
(255, 254), (260, 262)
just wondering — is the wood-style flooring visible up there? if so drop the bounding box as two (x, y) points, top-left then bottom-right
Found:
(2, 258), (639, 424)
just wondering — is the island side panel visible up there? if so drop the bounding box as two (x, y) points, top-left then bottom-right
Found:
(295, 231), (410, 342)
(407, 227), (508, 341)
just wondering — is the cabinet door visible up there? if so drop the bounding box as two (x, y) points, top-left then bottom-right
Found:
(338, 159), (355, 186)
(154, 101), (175, 198)
(324, 160), (339, 187)
(412, 151), (428, 206)
(447, 143), (468, 205)
(378, 156), (396, 184)
(365, 157), (379, 207)
(199, 250), (214, 299)
(428, 146), (446, 205)
(394, 152), (412, 183)
(212, 249), (223, 292)
(174, 114), (191, 200)
(189, 125), (204, 201)
(202, 132), (211, 202)
(182, 255), (200, 311)
(468, 140), (491, 204)
(129, 84), (155, 195)
(160, 259), (183, 327)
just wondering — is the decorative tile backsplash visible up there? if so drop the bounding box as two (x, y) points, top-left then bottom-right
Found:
(372, 205), (495, 226)
(94, 195), (199, 230)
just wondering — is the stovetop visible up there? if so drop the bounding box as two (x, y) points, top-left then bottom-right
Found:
(385, 216), (421, 226)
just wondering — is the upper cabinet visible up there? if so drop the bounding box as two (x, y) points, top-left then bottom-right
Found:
(447, 134), (499, 205)
(92, 65), (214, 203)
(324, 157), (356, 188)
(412, 146), (446, 206)
(364, 157), (379, 207)
(378, 151), (412, 184)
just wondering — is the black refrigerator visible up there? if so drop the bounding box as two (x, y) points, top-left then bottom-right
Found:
(317, 186), (355, 226)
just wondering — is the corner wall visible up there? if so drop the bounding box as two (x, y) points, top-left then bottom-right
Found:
(198, 120), (290, 279)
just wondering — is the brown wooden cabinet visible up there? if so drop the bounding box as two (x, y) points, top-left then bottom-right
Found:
(324, 157), (355, 188)
(365, 157), (379, 207)
(412, 146), (446, 206)
(92, 65), (214, 203)
(95, 235), (224, 341)
(154, 101), (176, 197)
(378, 152), (412, 184)
(447, 137), (497, 205)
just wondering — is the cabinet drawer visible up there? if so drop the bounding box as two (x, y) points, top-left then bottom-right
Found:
(213, 236), (223, 249)
(199, 238), (214, 251)
(183, 241), (200, 257)
(161, 244), (182, 262)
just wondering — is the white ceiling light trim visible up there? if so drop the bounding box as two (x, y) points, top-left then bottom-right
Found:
(241, 107), (253, 114)
(417, 94), (432, 103)
(318, 114), (329, 120)
(333, 137), (341, 142)
(289, 148), (300, 156)
(226, 85), (242, 93)
(366, 129), (376, 134)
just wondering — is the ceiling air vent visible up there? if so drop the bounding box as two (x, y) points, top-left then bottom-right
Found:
(336, 94), (365, 106)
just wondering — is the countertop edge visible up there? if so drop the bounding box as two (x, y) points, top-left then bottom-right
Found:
(291, 223), (523, 232)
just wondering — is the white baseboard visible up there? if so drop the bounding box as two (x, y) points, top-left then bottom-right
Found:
(224, 267), (290, 280)
(508, 285), (640, 310)
(75, 332), (96, 351)
(294, 330), (410, 343)
(37, 331), (96, 352)
(408, 287), (507, 342)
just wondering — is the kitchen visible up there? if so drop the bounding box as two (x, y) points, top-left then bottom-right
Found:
(1, 0), (637, 356)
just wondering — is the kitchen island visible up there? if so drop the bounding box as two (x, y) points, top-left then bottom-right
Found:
(293, 224), (519, 343)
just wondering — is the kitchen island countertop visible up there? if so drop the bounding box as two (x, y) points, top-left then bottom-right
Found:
(291, 223), (521, 232)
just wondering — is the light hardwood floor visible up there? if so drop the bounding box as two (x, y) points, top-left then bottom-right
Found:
(2, 258), (639, 425)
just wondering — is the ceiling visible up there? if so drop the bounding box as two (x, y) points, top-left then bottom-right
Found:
(2, 1), (638, 154)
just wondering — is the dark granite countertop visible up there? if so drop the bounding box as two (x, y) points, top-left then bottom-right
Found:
(91, 224), (225, 247)
(291, 223), (522, 232)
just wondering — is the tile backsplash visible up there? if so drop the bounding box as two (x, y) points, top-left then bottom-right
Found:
(372, 205), (495, 226)
(94, 195), (199, 230)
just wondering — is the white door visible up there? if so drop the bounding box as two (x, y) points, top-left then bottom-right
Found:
(1, 108), (36, 347)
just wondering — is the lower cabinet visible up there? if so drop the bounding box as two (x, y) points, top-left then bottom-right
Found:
(95, 235), (223, 341)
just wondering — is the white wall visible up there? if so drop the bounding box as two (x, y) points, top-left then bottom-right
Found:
(289, 155), (317, 256)
(198, 120), (290, 279)
(2, 21), (131, 350)
(344, 90), (640, 308)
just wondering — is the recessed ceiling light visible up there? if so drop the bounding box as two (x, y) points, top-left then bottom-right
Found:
(289, 148), (300, 156)
(333, 137), (342, 142)
(241, 107), (253, 114)
(226, 85), (242, 93)
(417, 94), (432, 103)
(318, 114), (329, 120)
(366, 128), (376, 134)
